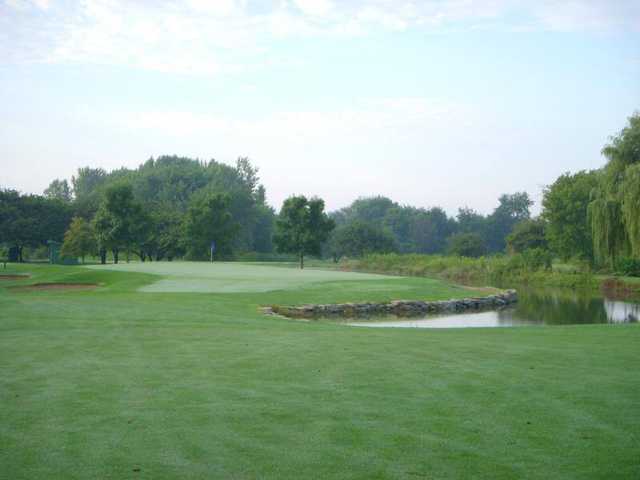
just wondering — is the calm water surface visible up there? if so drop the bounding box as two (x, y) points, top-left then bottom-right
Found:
(348, 288), (640, 329)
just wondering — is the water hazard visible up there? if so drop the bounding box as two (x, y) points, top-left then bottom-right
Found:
(347, 288), (640, 329)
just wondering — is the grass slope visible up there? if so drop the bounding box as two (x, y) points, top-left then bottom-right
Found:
(86, 261), (479, 302)
(0, 263), (638, 479)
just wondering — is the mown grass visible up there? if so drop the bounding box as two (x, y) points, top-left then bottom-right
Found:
(0, 262), (638, 479)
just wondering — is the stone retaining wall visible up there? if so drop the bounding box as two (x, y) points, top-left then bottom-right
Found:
(267, 289), (518, 319)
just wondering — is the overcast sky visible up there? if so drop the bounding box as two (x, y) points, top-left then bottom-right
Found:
(1, 0), (639, 215)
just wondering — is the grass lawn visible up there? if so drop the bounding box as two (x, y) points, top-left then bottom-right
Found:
(0, 262), (638, 479)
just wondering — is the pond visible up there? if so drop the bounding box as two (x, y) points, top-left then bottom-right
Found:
(347, 288), (640, 329)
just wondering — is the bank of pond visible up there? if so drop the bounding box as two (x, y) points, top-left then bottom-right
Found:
(342, 253), (640, 297)
(271, 286), (639, 330)
(347, 288), (640, 329)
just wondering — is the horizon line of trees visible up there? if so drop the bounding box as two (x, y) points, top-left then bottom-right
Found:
(1, 156), (275, 264)
(1, 111), (638, 272)
(325, 111), (640, 274)
(0, 179), (535, 267)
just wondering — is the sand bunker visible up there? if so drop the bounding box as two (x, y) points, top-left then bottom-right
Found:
(10, 283), (98, 292)
(0, 274), (31, 280)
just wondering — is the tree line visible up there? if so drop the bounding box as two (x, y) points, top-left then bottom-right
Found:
(540, 112), (640, 274)
(0, 156), (334, 268)
(1, 112), (638, 272)
(327, 191), (533, 261)
(327, 112), (640, 275)
(1, 156), (274, 264)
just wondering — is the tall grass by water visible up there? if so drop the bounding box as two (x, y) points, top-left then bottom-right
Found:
(341, 253), (604, 290)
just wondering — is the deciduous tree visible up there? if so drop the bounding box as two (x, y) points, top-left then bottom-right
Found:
(274, 195), (334, 269)
(93, 183), (145, 264)
(506, 218), (548, 254)
(61, 217), (97, 263)
(328, 220), (396, 260)
(486, 192), (533, 253)
(542, 170), (599, 261)
(44, 179), (73, 203)
(183, 191), (237, 260)
(0, 190), (71, 262)
(447, 232), (486, 258)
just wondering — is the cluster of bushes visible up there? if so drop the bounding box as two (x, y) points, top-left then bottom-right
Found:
(342, 251), (597, 288)
(232, 252), (299, 263)
(615, 258), (640, 277)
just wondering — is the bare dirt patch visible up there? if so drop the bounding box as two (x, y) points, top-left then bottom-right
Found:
(0, 274), (31, 280)
(10, 283), (98, 292)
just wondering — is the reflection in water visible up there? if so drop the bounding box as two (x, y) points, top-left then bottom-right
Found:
(349, 311), (537, 329)
(348, 288), (640, 329)
(604, 300), (640, 323)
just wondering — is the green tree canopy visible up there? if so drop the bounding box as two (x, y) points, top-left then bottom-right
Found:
(183, 191), (238, 260)
(542, 170), (599, 261)
(141, 208), (185, 261)
(332, 197), (458, 255)
(456, 207), (486, 235)
(332, 196), (397, 226)
(92, 183), (145, 264)
(71, 156), (268, 253)
(44, 179), (73, 203)
(446, 232), (487, 258)
(72, 167), (108, 219)
(61, 217), (97, 263)
(486, 192), (533, 253)
(589, 112), (640, 266)
(506, 218), (548, 254)
(328, 220), (396, 260)
(274, 195), (334, 269)
(0, 190), (72, 262)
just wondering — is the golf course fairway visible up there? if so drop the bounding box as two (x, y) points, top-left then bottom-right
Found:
(0, 262), (638, 479)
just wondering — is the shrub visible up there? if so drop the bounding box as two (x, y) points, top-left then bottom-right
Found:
(521, 248), (553, 271)
(233, 251), (298, 262)
(26, 245), (49, 261)
(615, 257), (640, 277)
(446, 233), (487, 258)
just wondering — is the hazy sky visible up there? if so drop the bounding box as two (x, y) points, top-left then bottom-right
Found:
(1, 0), (639, 214)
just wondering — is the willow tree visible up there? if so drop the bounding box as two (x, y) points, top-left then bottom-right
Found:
(589, 113), (640, 266)
(622, 164), (640, 257)
(589, 193), (629, 267)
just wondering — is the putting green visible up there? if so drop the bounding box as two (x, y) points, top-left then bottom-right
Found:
(88, 261), (400, 293)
